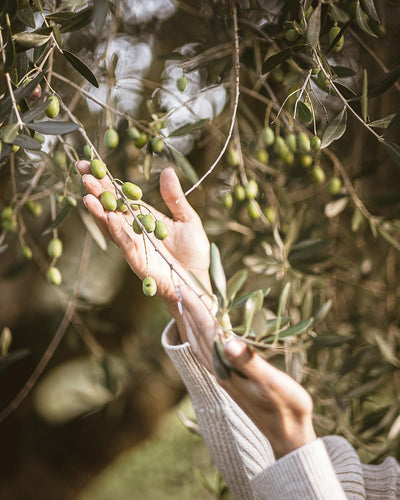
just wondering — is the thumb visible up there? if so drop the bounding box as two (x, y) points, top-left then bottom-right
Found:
(160, 167), (198, 222)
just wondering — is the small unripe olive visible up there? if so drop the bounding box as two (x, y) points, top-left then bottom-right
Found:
(21, 245), (33, 260)
(154, 219), (169, 240)
(329, 26), (344, 52)
(132, 214), (144, 234)
(100, 191), (117, 211)
(134, 132), (148, 148)
(317, 70), (330, 90)
(45, 96), (60, 119)
(150, 137), (164, 154)
(90, 159), (107, 179)
(264, 206), (276, 223)
(56, 195), (64, 204)
(299, 154), (314, 168)
(142, 276), (157, 296)
(234, 185), (246, 202)
(116, 198), (128, 212)
(122, 182), (142, 201)
(83, 144), (93, 160)
(247, 200), (261, 220)
(281, 149), (295, 165)
(46, 266), (62, 286)
(226, 147), (240, 167)
(311, 165), (326, 184)
(127, 126), (141, 141)
(285, 28), (299, 42)
(12, 145), (20, 153)
(262, 126), (275, 147)
(66, 196), (77, 207)
(297, 132), (311, 153)
(310, 135), (321, 152)
(2, 218), (17, 232)
(104, 128), (119, 149)
(53, 150), (67, 168)
(221, 191), (233, 209)
(273, 136), (286, 155)
(2, 206), (14, 220)
(327, 176), (342, 196)
(142, 213), (155, 233)
(47, 238), (63, 259)
(285, 133), (297, 153)
(130, 203), (140, 211)
(255, 149), (269, 165)
(177, 75), (188, 92)
(245, 179), (259, 200)
(25, 200), (42, 217)
(34, 132), (45, 144)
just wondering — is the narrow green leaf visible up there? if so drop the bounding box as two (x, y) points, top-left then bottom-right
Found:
(227, 270), (248, 303)
(306, 3), (321, 48)
(321, 107), (347, 148)
(4, 31), (16, 73)
(369, 114), (395, 129)
(355, 2), (377, 37)
(381, 140), (400, 166)
(276, 317), (314, 339)
(384, 111), (400, 136)
(312, 334), (354, 347)
(262, 45), (306, 74)
(275, 282), (291, 338)
(331, 66), (356, 78)
(26, 121), (80, 135)
(297, 101), (312, 123)
(168, 146), (199, 184)
(42, 205), (72, 234)
(366, 65), (400, 99)
(32, 0), (43, 13)
(13, 134), (42, 150)
(360, 0), (380, 22)
(62, 50), (99, 88)
(210, 243), (227, 302)
(79, 208), (107, 251)
(361, 69), (368, 122)
(22, 101), (49, 123)
(46, 12), (75, 24)
(17, 6), (36, 28)
(0, 123), (19, 143)
(260, 317), (291, 339)
(313, 300), (332, 325)
(231, 288), (271, 310)
(13, 31), (51, 48)
(244, 290), (264, 335)
(60, 6), (93, 33)
(169, 119), (209, 138)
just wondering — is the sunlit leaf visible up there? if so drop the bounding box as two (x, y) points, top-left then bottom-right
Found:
(276, 317), (314, 340)
(210, 243), (227, 303)
(244, 289), (264, 335)
(13, 31), (51, 48)
(369, 114), (395, 129)
(231, 288), (271, 310)
(321, 107), (347, 148)
(275, 282), (291, 338)
(227, 270), (248, 303)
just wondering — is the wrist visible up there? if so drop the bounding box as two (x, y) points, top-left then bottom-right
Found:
(272, 420), (317, 459)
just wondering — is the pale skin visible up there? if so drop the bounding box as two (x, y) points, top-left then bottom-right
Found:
(77, 160), (316, 459)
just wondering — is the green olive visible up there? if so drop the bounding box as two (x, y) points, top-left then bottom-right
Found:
(150, 137), (164, 154)
(83, 144), (93, 160)
(255, 149), (269, 165)
(327, 176), (342, 196)
(122, 182), (142, 201)
(90, 159), (107, 179)
(247, 200), (261, 220)
(177, 75), (188, 92)
(221, 191), (233, 209)
(100, 191), (117, 211)
(2, 218), (17, 232)
(12, 145), (20, 153)
(297, 132), (311, 153)
(154, 219), (169, 240)
(310, 136), (321, 152)
(281, 149), (295, 165)
(134, 132), (148, 148)
(67, 196), (77, 207)
(273, 136), (286, 155)
(142, 276), (157, 296)
(317, 70), (330, 90)
(1, 206), (14, 220)
(104, 128), (119, 149)
(34, 132), (45, 144)
(263, 206), (276, 223)
(53, 150), (67, 168)
(245, 179), (259, 200)
(128, 126), (141, 140)
(116, 198), (128, 212)
(311, 165), (326, 184)
(299, 154), (314, 168)
(329, 26), (344, 52)
(25, 200), (42, 217)
(226, 147), (240, 167)
(21, 245), (33, 261)
(234, 185), (246, 202)
(262, 126), (275, 147)
(285, 28), (299, 42)
(46, 266), (62, 286)
(45, 96), (60, 119)
(132, 214), (144, 234)
(142, 213), (155, 233)
(285, 133), (297, 153)
(47, 238), (63, 258)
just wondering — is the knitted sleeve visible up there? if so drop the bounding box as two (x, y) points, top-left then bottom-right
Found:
(162, 320), (400, 500)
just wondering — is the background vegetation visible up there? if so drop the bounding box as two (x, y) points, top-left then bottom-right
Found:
(0, 0), (399, 498)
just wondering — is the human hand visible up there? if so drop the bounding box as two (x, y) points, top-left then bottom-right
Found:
(76, 161), (217, 368)
(219, 337), (316, 459)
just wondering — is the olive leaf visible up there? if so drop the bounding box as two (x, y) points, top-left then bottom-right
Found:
(361, 69), (368, 122)
(384, 111), (400, 136)
(331, 66), (356, 78)
(79, 208), (107, 251)
(381, 140), (400, 166)
(13, 31), (51, 48)
(42, 204), (72, 234)
(227, 269), (248, 303)
(17, 6), (36, 28)
(263, 317), (314, 342)
(329, 4), (350, 23)
(313, 300), (332, 325)
(210, 243), (227, 304)
(231, 288), (271, 310)
(321, 107), (347, 148)
(350, 65), (400, 101)
(297, 101), (312, 123)
(143, 152), (152, 180)
(60, 6), (93, 33)
(169, 118), (209, 137)
(168, 146), (199, 184)
(22, 101), (49, 123)
(62, 50), (99, 88)
(306, 3), (321, 48)
(26, 121), (80, 135)
(212, 339), (231, 380)
(361, 0), (380, 22)
(244, 289), (264, 335)
(262, 45), (305, 74)
(0, 123), (19, 143)
(13, 134), (42, 150)
(94, 0), (108, 30)
(355, 3), (377, 37)
(369, 114), (395, 129)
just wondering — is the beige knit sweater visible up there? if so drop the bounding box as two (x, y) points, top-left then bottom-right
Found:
(162, 321), (400, 500)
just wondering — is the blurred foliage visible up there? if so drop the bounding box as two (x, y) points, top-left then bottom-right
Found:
(0, 0), (400, 498)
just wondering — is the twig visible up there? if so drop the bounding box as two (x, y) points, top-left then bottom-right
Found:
(184, 0), (240, 197)
(0, 232), (92, 422)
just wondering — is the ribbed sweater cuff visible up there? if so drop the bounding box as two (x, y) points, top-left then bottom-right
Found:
(161, 320), (233, 410)
(250, 438), (347, 500)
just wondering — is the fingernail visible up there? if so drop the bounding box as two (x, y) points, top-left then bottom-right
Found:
(82, 196), (88, 208)
(223, 337), (246, 357)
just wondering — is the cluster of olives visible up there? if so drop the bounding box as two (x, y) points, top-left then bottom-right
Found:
(88, 157), (169, 296)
